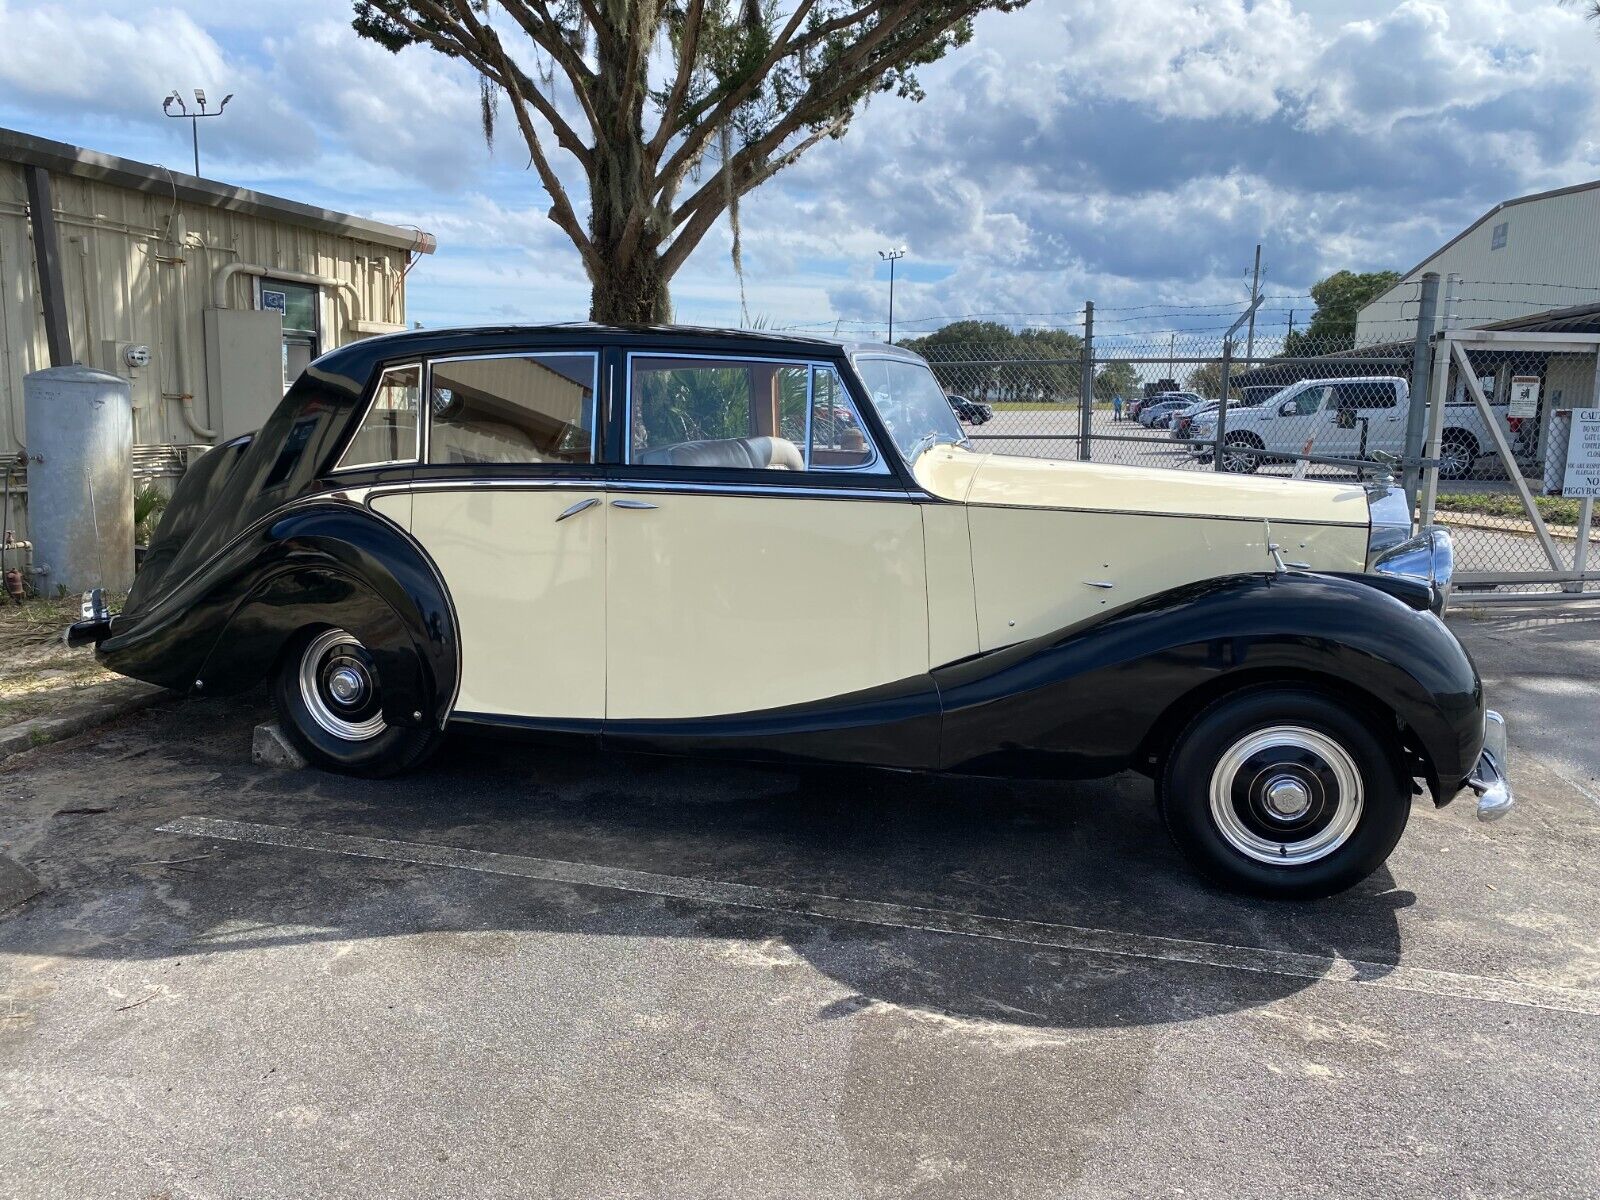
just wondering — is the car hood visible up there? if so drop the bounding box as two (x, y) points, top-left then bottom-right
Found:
(913, 446), (1370, 528)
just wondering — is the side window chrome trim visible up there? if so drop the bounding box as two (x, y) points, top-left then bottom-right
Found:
(424, 349), (602, 468)
(623, 350), (888, 474)
(334, 360), (423, 473)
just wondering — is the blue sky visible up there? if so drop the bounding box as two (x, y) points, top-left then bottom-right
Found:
(2, 0), (1597, 340)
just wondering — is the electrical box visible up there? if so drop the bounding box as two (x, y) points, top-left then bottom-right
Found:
(203, 307), (284, 444)
(101, 339), (156, 411)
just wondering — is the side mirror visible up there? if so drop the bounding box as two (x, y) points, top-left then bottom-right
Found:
(1277, 400), (1296, 417)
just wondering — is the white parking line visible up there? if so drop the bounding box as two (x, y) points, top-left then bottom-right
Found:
(158, 814), (1600, 1017)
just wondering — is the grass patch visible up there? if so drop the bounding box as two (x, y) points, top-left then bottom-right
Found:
(1436, 493), (1584, 526)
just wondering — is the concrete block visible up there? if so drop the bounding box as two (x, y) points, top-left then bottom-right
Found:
(252, 722), (307, 769)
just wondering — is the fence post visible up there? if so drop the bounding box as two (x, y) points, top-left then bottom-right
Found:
(1403, 272), (1441, 515)
(1078, 301), (1094, 461)
(1212, 337), (1234, 472)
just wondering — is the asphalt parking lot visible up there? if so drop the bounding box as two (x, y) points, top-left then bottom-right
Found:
(3, 608), (1599, 1198)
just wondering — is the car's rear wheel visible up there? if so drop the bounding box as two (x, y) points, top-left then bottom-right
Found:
(272, 626), (440, 777)
(1159, 688), (1410, 899)
(1219, 433), (1263, 473)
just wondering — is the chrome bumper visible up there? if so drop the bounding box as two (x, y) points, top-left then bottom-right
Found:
(1466, 710), (1514, 822)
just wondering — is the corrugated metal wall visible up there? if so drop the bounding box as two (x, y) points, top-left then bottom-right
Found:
(0, 161), (410, 454)
(1357, 187), (1600, 343)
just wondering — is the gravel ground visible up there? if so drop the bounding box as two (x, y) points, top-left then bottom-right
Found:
(1, 609), (1598, 1199)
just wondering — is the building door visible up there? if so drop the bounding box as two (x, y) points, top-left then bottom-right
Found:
(258, 278), (321, 391)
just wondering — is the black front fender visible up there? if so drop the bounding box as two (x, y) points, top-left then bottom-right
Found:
(935, 572), (1484, 798)
(98, 503), (458, 729)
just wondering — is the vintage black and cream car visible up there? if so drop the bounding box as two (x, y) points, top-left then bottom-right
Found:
(70, 325), (1512, 898)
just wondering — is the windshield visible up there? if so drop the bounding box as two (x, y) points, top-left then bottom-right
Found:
(854, 355), (968, 464)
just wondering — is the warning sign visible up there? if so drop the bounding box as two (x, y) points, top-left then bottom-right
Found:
(1563, 409), (1600, 498)
(1508, 375), (1541, 419)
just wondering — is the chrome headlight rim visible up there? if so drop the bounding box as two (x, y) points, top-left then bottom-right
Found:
(1371, 525), (1454, 615)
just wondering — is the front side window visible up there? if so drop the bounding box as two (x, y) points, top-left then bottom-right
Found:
(853, 355), (966, 467)
(428, 352), (597, 466)
(628, 356), (882, 472)
(337, 363), (420, 470)
(1283, 385), (1330, 417)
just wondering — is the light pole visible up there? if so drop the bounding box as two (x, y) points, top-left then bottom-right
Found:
(162, 89), (232, 176)
(878, 247), (906, 342)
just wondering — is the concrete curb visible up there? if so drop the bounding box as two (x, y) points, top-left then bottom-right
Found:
(0, 679), (173, 765)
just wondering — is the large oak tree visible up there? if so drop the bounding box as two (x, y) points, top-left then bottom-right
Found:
(353, 1), (1029, 324)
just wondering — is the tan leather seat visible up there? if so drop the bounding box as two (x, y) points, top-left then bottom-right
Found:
(637, 436), (803, 470)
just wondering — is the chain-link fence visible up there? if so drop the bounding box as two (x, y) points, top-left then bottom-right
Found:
(920, 332), (1414, 481)
(1420, 336), (1598, 596)
(916, 322), (1599, 599)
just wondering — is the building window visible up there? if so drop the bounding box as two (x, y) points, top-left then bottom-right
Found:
(259, 278), (321, 389)
(1491, 221), (1508, 251)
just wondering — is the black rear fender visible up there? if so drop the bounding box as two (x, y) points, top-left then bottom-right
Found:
(98, 503), (457, 729)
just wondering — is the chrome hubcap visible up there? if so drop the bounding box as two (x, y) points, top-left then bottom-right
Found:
(1209, 725), (1364, 865)
(1263, 775), (1313, 820)
(298, 628), (385, 742)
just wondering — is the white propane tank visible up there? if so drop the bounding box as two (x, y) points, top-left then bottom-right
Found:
(22, 365), (134, 595)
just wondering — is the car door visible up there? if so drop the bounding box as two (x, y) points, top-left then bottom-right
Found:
(605, 352), (929, 721)
(1319, 381), (1403, 459)
(1265, 383), (1334, 458)
(398, 348), (608, 721)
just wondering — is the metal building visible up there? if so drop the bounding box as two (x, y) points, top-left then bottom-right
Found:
(1, 127), (436, 538)
(1356, 179), (1600, 344)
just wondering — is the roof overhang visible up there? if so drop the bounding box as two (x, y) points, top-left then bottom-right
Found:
(0, 126), (436, 256)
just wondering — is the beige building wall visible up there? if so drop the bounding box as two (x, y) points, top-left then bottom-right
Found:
(1356, 183), (1600, 344)
(0, 161), (416, 458)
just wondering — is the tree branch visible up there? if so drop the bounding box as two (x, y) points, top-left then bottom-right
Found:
(494, 0), (601, 132)
(660, 114), (847, 278)
(653, 0), (816, 195)
(647, 0), (706, 164)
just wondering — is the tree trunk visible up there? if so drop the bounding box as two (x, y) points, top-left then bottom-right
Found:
(586, 38), (671, 326)
(588, 243), (671, 325)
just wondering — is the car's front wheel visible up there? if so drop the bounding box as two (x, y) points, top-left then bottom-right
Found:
(1159, 688), (1410, 899)
(272, 626), (441, 777)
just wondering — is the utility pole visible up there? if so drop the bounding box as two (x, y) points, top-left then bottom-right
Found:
(1167, 332), (1176, 383)
(162, 89), (233, 176)
(1285, 309), (1295, 344)
(1244, 243), (1262, 365)
(878, 247), (906, 342)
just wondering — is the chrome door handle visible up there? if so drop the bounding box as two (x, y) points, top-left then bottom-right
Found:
(555, 497), (600, 522)
(1084, 580), (1115, 589)
(611, 499), (658, 510)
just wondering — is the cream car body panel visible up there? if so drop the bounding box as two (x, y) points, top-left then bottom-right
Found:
(913, 447), (1368, 651)
(921, 502), (980, 667)
(917, 446), (1372, 527)
(403, 487), (607, 719)
(605, 489), (929, 720)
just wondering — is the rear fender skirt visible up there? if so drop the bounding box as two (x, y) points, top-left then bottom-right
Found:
(96, 504), (458, 729)
(933, 572), (1484, 793)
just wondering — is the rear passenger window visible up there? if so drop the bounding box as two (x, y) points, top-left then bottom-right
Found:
(628, 356), (883, 472)
(338, 363), (420, 470)
(428, 353), (597, 465)
(1336, 382), (1397, 410)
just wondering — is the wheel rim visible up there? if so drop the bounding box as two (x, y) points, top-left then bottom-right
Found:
(1208, 725), (1364, 866)
(298, 628), (386, 742)
(1441, 439), (1471, 477)
(1221, 441), (1255, 472)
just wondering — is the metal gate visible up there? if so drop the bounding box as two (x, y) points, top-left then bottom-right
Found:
(1419, 330), (1600, 601)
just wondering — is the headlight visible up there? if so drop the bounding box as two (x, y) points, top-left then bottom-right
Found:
(1365, 482), (1413, 561)
(1372, 526), (1454, 615)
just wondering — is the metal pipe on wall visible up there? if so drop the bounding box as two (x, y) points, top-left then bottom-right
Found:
(166, 213), (216, 440)
(210, 261), (363, 329)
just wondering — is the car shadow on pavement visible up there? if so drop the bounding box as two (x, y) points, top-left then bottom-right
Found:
(1, 699), (1412, 1034)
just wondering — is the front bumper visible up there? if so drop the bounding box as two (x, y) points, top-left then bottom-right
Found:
(1466, 710), (1514, 821)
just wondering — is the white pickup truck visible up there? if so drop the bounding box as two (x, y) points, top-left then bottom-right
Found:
(1190, 375), (1504, 478)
